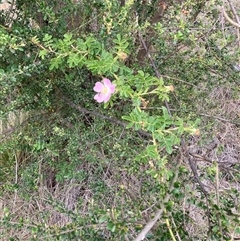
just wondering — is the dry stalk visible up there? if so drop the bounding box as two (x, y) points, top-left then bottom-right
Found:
(215, 161), (224, 241)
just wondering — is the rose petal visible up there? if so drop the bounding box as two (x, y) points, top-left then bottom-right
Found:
(93, 82), (104, 92)
(102, 78), (116, 93)
(109, 84), (116, 93)
(103, 93), (111, 103)
(102, 78), (111, 86)
(94, 93), (105, 103)
(94, 78), (116, 103)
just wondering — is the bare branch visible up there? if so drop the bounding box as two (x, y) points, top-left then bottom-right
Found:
(227, 0), (240, 24)
(226, 0), (240, 61)
(221, 6), (240, 28)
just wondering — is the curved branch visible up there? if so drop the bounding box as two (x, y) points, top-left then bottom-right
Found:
(227, 0), (240, 24)
(221, 6), (240, 28)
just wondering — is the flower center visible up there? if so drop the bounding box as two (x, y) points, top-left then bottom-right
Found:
(102, 86), (108, 94)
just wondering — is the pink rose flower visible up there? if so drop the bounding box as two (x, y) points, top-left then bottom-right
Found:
(93, 78), (116, 103)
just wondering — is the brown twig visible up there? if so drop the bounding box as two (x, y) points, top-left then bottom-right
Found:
(190, 153), (240, 176)
(226, 0), (240, 62)
(221, 6), (240, 28)
(181, 140), (211, 236)
(198, 113), (240, 126)
(160, 74), (196, 86)
(188, 155), (209, 198)
(227, 0), (240, 24)
(182, 141), (209, 198)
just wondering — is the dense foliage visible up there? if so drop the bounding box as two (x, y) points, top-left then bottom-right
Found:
(0, 0), (239, 240)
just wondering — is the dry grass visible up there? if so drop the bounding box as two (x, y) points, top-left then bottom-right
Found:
(183, 83), (240, 239)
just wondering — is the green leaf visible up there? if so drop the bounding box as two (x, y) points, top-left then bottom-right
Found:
(43, 34), (52, 42)
(98, 215), (108, 223)
(119, 85), (134, 98)
(63, 33), (73, 42)
(146, 145), (159, 159)
(107, 222), (116, 232)
(49, 57), (63, 70)
(39, 49), (48, 60)
(117, 33), (121, 42)
(235, 227), (240, 234)
(138, 70), (144, 77)
(125, 122), (134, 129)
(165, 144), (173, 154)
(67, 53), (82, 68)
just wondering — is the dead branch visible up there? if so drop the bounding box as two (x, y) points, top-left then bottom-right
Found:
(221, 6), (240, 28)
(227, 0), (240, 24)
